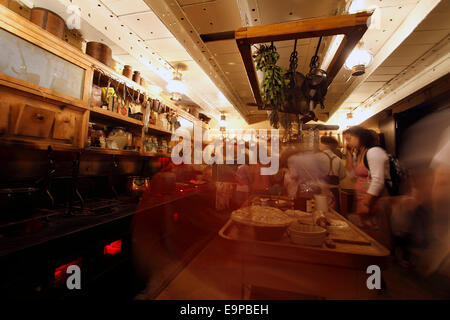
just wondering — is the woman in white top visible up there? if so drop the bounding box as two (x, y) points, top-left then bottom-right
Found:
(344, 126), (389, 227)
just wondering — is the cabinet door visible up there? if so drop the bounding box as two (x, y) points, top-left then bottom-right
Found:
(13, 103), (55, 138)
(0, 102), (9, 136)
(53, 112), (76, 142)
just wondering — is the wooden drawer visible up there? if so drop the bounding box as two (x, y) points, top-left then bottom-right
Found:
(53, 112), (76, 142)
(13, 103), (55, 138)
(0, 102), (9, 136)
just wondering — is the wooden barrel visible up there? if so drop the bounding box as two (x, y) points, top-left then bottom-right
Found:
(30, 8), (65, 39)
(86, 42), (113, 67)
(123, 65), (132, 79)
(132, 71), (141, 84)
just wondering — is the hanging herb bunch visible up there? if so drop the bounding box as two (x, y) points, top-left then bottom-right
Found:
(253, 44), (289, 128)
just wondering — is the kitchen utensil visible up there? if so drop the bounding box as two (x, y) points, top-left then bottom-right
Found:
(126, 176), (150, 198)
(144, 99), (151, 133)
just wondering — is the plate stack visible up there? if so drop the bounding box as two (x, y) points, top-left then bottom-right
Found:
(288, 222), (327, 247)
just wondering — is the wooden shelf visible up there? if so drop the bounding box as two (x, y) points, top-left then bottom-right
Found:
(85, 147), (140, 156)
(0, 138), (81, 153)
(90, 107), (143, 127)
(145, 123), (173, 135)
(141, 151), (171, 157)
(91, 62), (148, 97)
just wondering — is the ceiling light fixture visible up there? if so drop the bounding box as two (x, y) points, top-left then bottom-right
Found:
(171, 92), (182, 101)
(167, 67), (187, 96)
(344, 45), (373, 76)
(219, 113), (227, 132)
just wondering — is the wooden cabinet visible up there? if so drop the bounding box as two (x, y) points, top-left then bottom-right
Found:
(0, 85), (85, 149)
(53, 112), (77, 142)
(0, 101), (9, 136)
(13, 104), (56, 138)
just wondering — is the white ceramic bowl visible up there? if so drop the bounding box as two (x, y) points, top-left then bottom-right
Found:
(287, 223), (327, 246)
(289, 222), (327, 235)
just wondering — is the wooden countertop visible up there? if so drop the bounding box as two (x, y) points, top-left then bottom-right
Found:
(0, 188), (203, 257)
(219, 208), (390, 270)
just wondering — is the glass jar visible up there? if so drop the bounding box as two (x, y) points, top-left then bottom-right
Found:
(87, 123), (93, 147)
(107, 127), (127, 150)
(295, 182), (321, 212)
(91, 125), (106, 148)
(152, 137), (158, 153)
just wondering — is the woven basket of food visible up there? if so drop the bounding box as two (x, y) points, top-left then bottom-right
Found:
(231, 206), (292, 241)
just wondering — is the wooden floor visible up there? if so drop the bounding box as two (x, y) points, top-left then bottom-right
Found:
(154, 235), (450, 300)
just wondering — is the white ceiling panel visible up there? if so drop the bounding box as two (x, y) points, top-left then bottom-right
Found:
(181, 0), (243, 34)
(372, 66), (406, 75)
(207, 40), (240, 55)
(381, 44), (434, 67)
(100, 0), (152, 16)
(256, 0), (342, 25)
(366, 74), (395, 82)
(119, 12), (173, 40)
(145, 38), (192, 61)
(358, 4), (416, 54)
(416, 0), (450, 31)
(214, 52), (243, 66)
(177, 0), (210, 5)
(346, 82), (385, 102)
(401, 30), (449, 45)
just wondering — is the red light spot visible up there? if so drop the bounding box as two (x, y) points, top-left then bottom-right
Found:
(54, 258), (83, 287)
(104, 240), (122, 256)
(173, 213), (179, 222)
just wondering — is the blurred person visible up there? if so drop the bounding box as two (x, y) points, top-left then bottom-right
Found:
(428, 126), (450, 277)
(234, 152), (251, 208)
(398, 107), (450, 277)
(344, 126), (390, 229)
(340, 130), (358, 208)
(316, 136), (346, 210)
(283, 142), (329, 201)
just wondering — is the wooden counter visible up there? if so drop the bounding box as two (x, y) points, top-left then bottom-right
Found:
(218, 208), (390, 299)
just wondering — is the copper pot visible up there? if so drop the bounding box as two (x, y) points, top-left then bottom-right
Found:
(126, 176), (150, 198)
(86, 42), (113, 67)
(30, 8), (65, 39)
(132, 71), (141, 84)
(123, 65), (133, 79)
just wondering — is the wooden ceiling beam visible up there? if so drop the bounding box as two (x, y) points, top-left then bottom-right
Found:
(235, 12), (372, 44)
(235, 12), (372, 110)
